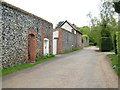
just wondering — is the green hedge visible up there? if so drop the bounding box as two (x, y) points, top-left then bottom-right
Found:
(116, 32), (120, 64)
(99, 37), (113, 51)
(113, 33), (117, 54)
(116, 32), (118, 54)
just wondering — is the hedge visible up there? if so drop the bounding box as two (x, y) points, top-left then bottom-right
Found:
(113, 33), (117, 54)
(99, 37), (113, 51)
(116, 32), (120, 64)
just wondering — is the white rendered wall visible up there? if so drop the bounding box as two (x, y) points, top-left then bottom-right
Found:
(61, 23), (72, 32)
(53, 31), (59, 39)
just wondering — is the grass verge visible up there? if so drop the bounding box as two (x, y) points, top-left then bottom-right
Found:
(107, 54), (120, 77)
(0, 54), (55, 77)
(63, 48), (82, 54)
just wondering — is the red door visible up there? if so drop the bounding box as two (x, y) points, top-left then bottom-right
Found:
(28, 34), (36, 63)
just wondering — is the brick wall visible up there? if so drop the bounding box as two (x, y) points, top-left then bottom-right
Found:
(57, 28), (62, 54)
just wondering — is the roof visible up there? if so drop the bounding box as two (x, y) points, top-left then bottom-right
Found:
(59, 20), (82, 34)
(1, 1), (53, 25)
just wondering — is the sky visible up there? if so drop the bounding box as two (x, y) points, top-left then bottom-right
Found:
(4, 0), (100, 28)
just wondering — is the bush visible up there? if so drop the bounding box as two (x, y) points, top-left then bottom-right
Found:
(49, 54), (55, 58)
(113, 33), (117, 54)
(99, 37), (113, 51)
(116, 32), (120, 54)
(116, 32), (120, 64)
(89, 42), (94, 46)
(42, 54), (55, 59)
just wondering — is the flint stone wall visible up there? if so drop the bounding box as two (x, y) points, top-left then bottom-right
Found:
(76, 32), (82, 48)
(62, 29), (77, 53)
(1, 2), (53, 68)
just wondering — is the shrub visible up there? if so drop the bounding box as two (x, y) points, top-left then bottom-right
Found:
(41, 54), (55, 59)
(113, 33), (117, 54)
(99, 37), (113, 51)
(116, 32), (120, 64)
(49, 54), (55, 58)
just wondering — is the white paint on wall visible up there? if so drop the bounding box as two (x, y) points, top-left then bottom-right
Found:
(53, 31), (58, 39)
(61, 22), (72, 32)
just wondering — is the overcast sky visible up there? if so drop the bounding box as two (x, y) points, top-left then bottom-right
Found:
(4, 0), (100, 28)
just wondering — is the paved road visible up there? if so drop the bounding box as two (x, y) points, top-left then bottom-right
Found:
(2, 46), (118, 88)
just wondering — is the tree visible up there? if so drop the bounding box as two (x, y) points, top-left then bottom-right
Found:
(113, 1), (120, 13)
(113, 1), (120, 64)
(86, 12), (101, 45)
(98, 0), (118, 51)
(100, 1), (116, 27)
(87, 12), (100, 27)
(55, 21), (64, 29)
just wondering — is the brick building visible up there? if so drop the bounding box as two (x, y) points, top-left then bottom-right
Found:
(0, 2), (53, 68)
(53, 20), (82, 54)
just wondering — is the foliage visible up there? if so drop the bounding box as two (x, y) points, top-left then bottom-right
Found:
(113, 33), (117, 54)
(116, 32), (119, 53)
(107, 54), (120, 76)
(41, 54), (55, 59)
(77, 26), (101, 46)
(82, 35), (89, 41)
(118, 32), (120, 64)
(55, 21), (64, 29)
(76, 26), (90, 35)
(113, 1), (120, 13)
(98, 1), (117, 52)
(99, 37), (113, 51)
(100, 1), (116, 27)
(116, 32), (120, 57)
(113, 0), (120, 65)
(1, 54), (55, 77)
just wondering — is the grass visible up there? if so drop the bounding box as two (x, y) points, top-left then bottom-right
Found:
(0, 54), (55, 77)
(107, 54), (120, 77)
(63, 48), (82, 54)
(84, 45), (92, 47)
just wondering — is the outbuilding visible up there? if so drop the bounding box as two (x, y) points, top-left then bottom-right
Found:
(53, 20), (82, 55)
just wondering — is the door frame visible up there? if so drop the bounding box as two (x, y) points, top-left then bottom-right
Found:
(53, 38), (58, 55)
(44, 38), (49, 55)
(26, 31), (36, 63)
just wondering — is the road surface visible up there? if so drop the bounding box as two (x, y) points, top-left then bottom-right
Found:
(2, 46), (118, 88)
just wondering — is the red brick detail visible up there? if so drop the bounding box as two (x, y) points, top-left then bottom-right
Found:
(50, 27), (53, 54)
(44, 36), (48, 38)
(41, 21), (53, 56)
(41, 21), (44, 56)
(26, 31), (36, 63)
(57, 28), (62, 54)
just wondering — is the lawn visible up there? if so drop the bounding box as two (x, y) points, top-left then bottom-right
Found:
(107, 54), (120, 77)
(0, 54), (55, 77)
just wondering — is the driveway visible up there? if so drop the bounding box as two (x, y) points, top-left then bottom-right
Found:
(2, 46), (118, 88)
